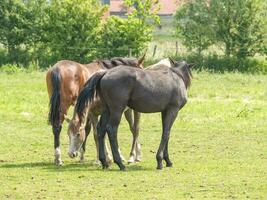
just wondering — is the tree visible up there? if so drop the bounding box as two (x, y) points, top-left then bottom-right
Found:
(210, 0), (267, 58)
(0, 0), (36, 64)
(100, 0), (160, 58)
(42, 0), (107, 63)
(175, 0), (267, 58)
(124, 0), (160, 25)
(175, 0), (215, 55)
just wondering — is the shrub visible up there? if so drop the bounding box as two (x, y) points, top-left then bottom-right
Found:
(99, 16), (152, 58)
(172, 54), (267, 74)
(0, 64), (24, 74)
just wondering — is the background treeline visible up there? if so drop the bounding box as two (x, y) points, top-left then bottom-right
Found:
(0, 0), (266, 73)
(0, 0), (159, 68)
(173, 0), (267, 73)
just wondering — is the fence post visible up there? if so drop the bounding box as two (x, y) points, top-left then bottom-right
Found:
(175, 41), (178, 56)
(153, 45), (157, 58)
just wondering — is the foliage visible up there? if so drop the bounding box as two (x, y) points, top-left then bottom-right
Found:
(100, 16), (152, 58)
(100, 0), (160, 58)
(0, 0), (37, 65)
(124, 0), (160, 25)
(173, 53), (267, 74)
(42, 0), (107, 63)
(0, 63), (24, 74)
(210, 0), (267, 58)
(0, 0), (160, 67)
(175, 0), (267, 59)
(175, 0), (214, 55)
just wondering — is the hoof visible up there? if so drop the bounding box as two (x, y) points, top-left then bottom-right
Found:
(135, 155), (141, 162)
(156, 164), (163, 170)
(120, 167), (126, 171)
(119, 165), (126, 171)
(79, 158), (85, 163)
(93, 160), (101, 166)
(102, 165), (109, 170)
(166, 162), (173, 167)
(118, 163), (126, 171)
(54, 159), (63, 166)
(127, 156), (135, 164)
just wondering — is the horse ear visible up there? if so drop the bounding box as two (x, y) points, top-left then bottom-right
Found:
(137, 51), (146, 68)
(64, 114), (71, 123)
(168, 57), (175, 67)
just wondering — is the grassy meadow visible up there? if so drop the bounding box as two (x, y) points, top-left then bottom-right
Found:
(0, 70), (266, 199)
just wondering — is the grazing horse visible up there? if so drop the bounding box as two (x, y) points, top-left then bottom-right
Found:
(46, 57), (144, 166)
(73, 58), (193, 170)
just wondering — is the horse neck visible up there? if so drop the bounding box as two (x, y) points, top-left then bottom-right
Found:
(171, 67), (191, 89)
(83, 62), (103, 80)
(73, 108), (88, 129)
(147, 58), (171, 69)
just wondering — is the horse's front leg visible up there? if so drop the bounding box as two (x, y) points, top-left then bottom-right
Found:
(79, 119), (91, 162)
(97, 110), (110, 169)
(107, 110), (125, 171)
(156, 107), (178, 170)
(91, 113), (112, 165)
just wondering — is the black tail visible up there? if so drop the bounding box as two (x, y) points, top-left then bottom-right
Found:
(48, 68), (61, 126)
(75, 71), (107, 119)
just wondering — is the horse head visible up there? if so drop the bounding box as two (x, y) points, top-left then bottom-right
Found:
(65, 114), (86, 158)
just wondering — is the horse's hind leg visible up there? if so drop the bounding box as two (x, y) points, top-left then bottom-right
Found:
(156, 107), (178, 170)
(163, 140), (172, 167)
(134, 110), (141, 162)
(124, 109), (141, 163)
(104, 135), (113, 164)
(79, 119), (92, 162)
(53, 125), (62, 166)
(53, 105), (68, 166)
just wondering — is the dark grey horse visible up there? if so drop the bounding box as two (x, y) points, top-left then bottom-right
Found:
(75, 58), (193, 170)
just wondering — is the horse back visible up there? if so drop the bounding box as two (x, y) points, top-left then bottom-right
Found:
(99, 66), (187, 113)
(46, 60), (90, 105)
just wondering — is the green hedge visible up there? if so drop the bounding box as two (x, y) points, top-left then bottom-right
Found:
(172, 54), (267, 74)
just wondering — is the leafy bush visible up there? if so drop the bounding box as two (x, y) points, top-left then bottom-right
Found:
(99, 0), (159, 58)
(99, 16), (152, 58)
(0, 47), (8, 66)
(173, 54), (267, 74)
(175, 0), (267, 58)
(42, 0), (106, 64)
(0, 64), (24, 74)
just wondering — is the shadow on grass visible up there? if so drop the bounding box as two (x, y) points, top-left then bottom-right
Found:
(0, 161), (153, 172)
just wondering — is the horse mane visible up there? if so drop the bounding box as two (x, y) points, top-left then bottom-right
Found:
(97, 57), (138, 69)
(171, 64), (192, 89)
(75, 71), (107, 120)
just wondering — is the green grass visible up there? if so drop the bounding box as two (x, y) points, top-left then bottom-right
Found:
(0, 71), (266, 199)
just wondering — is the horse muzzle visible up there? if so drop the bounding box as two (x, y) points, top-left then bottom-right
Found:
(68, 151), (78, 158)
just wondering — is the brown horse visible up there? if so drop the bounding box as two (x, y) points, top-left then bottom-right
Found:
(46, 57), (144, 166)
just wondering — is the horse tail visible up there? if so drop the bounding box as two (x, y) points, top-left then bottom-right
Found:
(75, 71), (107, 119)
(48, 68), (61, 126)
